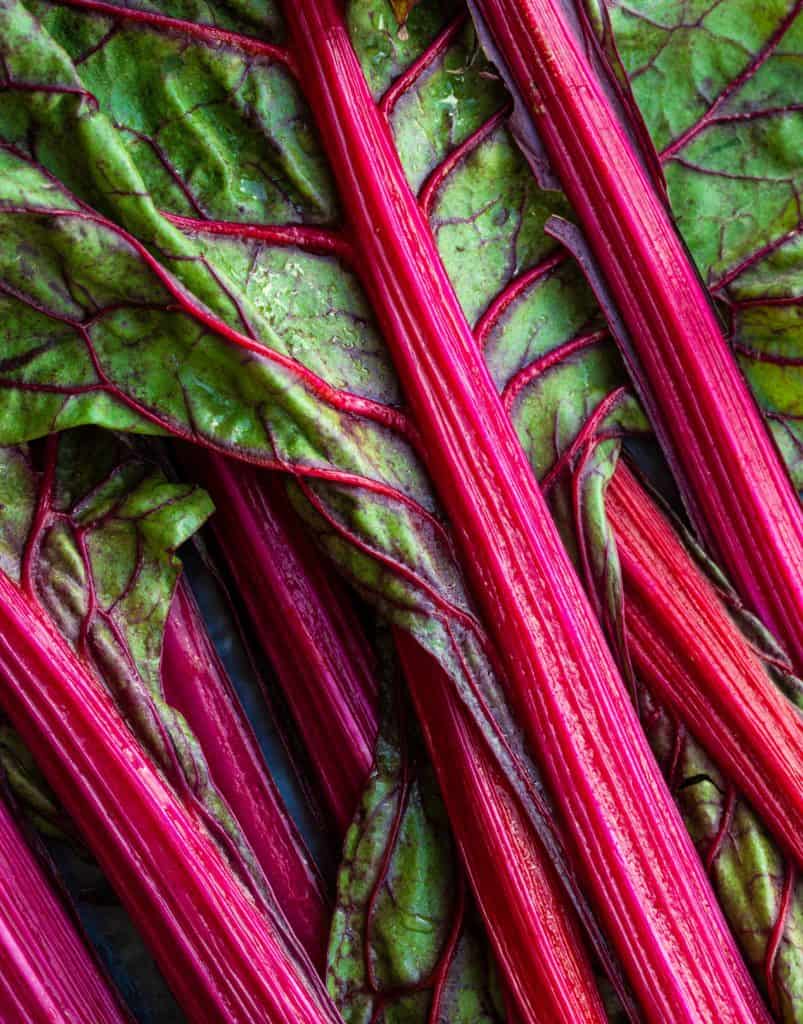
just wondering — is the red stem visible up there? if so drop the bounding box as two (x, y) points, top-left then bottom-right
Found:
(161, 580), (330, 968)
(0, 572), (341, 1024)
(606, 464), (803, 864)
(181, 446), (622, 1019)
(501, 327), (607, 411)
(474, 251), (568, 347)
(160, 212), (355, 264)
(764, 863), (796, 1018)
(470, 0), (803, 672)
(48, 0), (292, 65)
(281, 3), (771, 1020)
(418, 104), (511, 219)
(0, 794), (129, 1023)
(397, 633), (607, 1024)
(177, 448), (379, 834)
(378, 13), (468, 121)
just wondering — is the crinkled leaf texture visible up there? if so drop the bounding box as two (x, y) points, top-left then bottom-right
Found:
(0, 428), (277, 897)
(410, 0), (801, 1017)
(340, 0), (803, 1018)
(0, 0), (573, 962)
(606, 0), (803, 484)
(0, 0), (797, 1017)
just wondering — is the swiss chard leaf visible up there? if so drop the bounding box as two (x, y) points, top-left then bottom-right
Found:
(607, 0), (803, 486)
(0, 428), (277, 898)
(0, 0), (559, 942)
(0, 0), (798, 1018)
(409, 2), (803, 1015)
(328, 686), (505, 1024)
(643, 689), (803, 1024)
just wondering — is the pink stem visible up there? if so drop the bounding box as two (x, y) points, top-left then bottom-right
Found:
(378, 13), (468, 121)
(162, 580), (330, 968)
(0, 571), (341, 1024)
(501, 327), (607, 411)
(470, 0), (803, 672)
(179, 447), (617, 1018)
(397, 632), (607, 1024)
(474, 251), (568, 347)
(177, 449), (379, 834)
(607, 463), (803, 865)
(280, 3), (771, 1020)
(418, 104), (511, 219)
(0, 795), (129, 1023)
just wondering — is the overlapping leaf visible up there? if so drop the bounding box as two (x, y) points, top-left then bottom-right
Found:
(0, 723), (68, 838)
(608, 0), (803, 484)
(328, 684), (505, 1024)
(0, 0), (551, 892)
(406, 0), (803, 1015)
(643, 688), (803, 1023)
(0, 0), (801, 1017)
(0, 2), (581, 1016)
(0, 428), (281, 898)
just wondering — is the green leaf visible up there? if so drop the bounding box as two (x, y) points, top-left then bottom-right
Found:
(0, 723), (68, 839)
(643, 689), (803, 1024)
(328, 683), (504, 1024)
(608, 0), (803, 485)
(0, 2), (544, 887)
(0, 429), (273, 896)
(0, 0), (800, 1014)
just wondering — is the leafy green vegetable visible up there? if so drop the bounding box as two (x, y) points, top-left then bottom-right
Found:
(0, 430), (276, 881)
(329, 683), (505, 1024)
(0, 1), (799, 1020)
(0, 559), (342, 1024)
(0, 0), (580, 961)
(466, 0), (803, 674)
(643, 687), (803, 1024)
(403, 2), (803, 1014)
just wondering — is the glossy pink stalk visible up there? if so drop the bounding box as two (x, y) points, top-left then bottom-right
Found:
(397, 633), (607, 1024)
(607, 464), (803, 862)
(0, 794), (129, 1024)
(186, 449), (612, 1020)
(282, 3), (771, 1019)
(0, 570), (342, 1024)
(162, 580), (330, 967)
(469, 0), (803, 671)
(178, 449), (378, 834)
